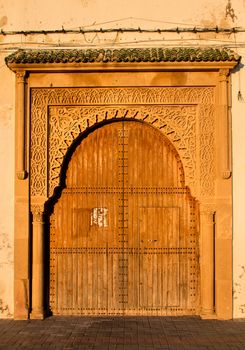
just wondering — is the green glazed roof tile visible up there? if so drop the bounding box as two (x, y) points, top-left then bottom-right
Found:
(5, 47), (241, 64)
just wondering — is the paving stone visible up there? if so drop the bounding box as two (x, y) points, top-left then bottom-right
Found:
(0, 316), (245, 349)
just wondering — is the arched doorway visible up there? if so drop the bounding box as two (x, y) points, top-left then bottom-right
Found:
(49, 120), (199, 316)
(8, 49), (238, 319)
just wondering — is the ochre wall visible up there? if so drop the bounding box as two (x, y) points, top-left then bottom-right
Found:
(0, 0), (245, 318)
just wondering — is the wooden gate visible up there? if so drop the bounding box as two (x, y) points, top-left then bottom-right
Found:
(49, 121), (199, 315)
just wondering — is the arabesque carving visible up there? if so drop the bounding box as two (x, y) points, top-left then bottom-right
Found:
(49, 105), (197, 196)
(30, 86), (215, 199)
(199, 104), (215, 196)
(31, 86), (214, 106)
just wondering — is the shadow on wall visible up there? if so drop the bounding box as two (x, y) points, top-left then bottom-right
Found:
(232, 62), (245, 103)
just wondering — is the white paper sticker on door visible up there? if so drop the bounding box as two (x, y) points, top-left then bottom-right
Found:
(91, 208), (108, 228)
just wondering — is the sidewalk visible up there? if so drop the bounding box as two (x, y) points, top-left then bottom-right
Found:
(0, 316), (245, 350)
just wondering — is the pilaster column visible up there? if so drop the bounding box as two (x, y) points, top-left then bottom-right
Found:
(200, 206), (215, 317)
(16, 70), (27, 180)
(219, 69), (231, 179)
(30, 203), (45, 319)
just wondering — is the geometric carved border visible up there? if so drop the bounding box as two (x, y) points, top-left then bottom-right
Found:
(30, 86), (215, 199)
(48, 105), (197, 195)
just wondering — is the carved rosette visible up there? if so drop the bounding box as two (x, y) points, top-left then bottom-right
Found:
(30, 87), (215, 200)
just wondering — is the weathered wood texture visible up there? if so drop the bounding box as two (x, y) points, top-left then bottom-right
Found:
(50, 121), (199, 315)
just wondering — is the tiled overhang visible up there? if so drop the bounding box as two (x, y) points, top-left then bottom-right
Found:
(5, 47), (241, 72)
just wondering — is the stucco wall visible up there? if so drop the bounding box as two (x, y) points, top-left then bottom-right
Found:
(0, 0), (245, 318)
(232, 46), (245, 317)
(0, 55), (15, 317)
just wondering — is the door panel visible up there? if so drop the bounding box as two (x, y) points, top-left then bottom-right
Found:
(139, 207), (180, 308)
(49, 120), (199, 315)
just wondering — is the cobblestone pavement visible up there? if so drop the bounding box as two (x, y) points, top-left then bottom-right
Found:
(0, 316), (245, 350)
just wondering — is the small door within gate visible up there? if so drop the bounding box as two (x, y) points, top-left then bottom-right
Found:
(49, 120), (199, 315)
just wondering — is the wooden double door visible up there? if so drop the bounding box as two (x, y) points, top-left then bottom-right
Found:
(49, 120), (199, 315)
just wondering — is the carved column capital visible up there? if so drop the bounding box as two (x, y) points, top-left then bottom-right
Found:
(219, 68), (229, 82)
(200, 205), (215, 221)
(31, 204), (45, 223)
(16, 71), (26, 83)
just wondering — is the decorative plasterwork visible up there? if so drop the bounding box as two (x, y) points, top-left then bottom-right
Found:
(49, 105), (197, 195)
(30, 86), (215, 200)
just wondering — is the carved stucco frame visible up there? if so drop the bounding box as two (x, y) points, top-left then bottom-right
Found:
(11, 61), (236, 320)
(31, 87), (214, 199)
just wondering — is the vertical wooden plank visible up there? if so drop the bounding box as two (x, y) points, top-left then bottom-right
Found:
(167, 207), (180, 307)
(74, 154), (78, 315)
(93, 128), (98, 312)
